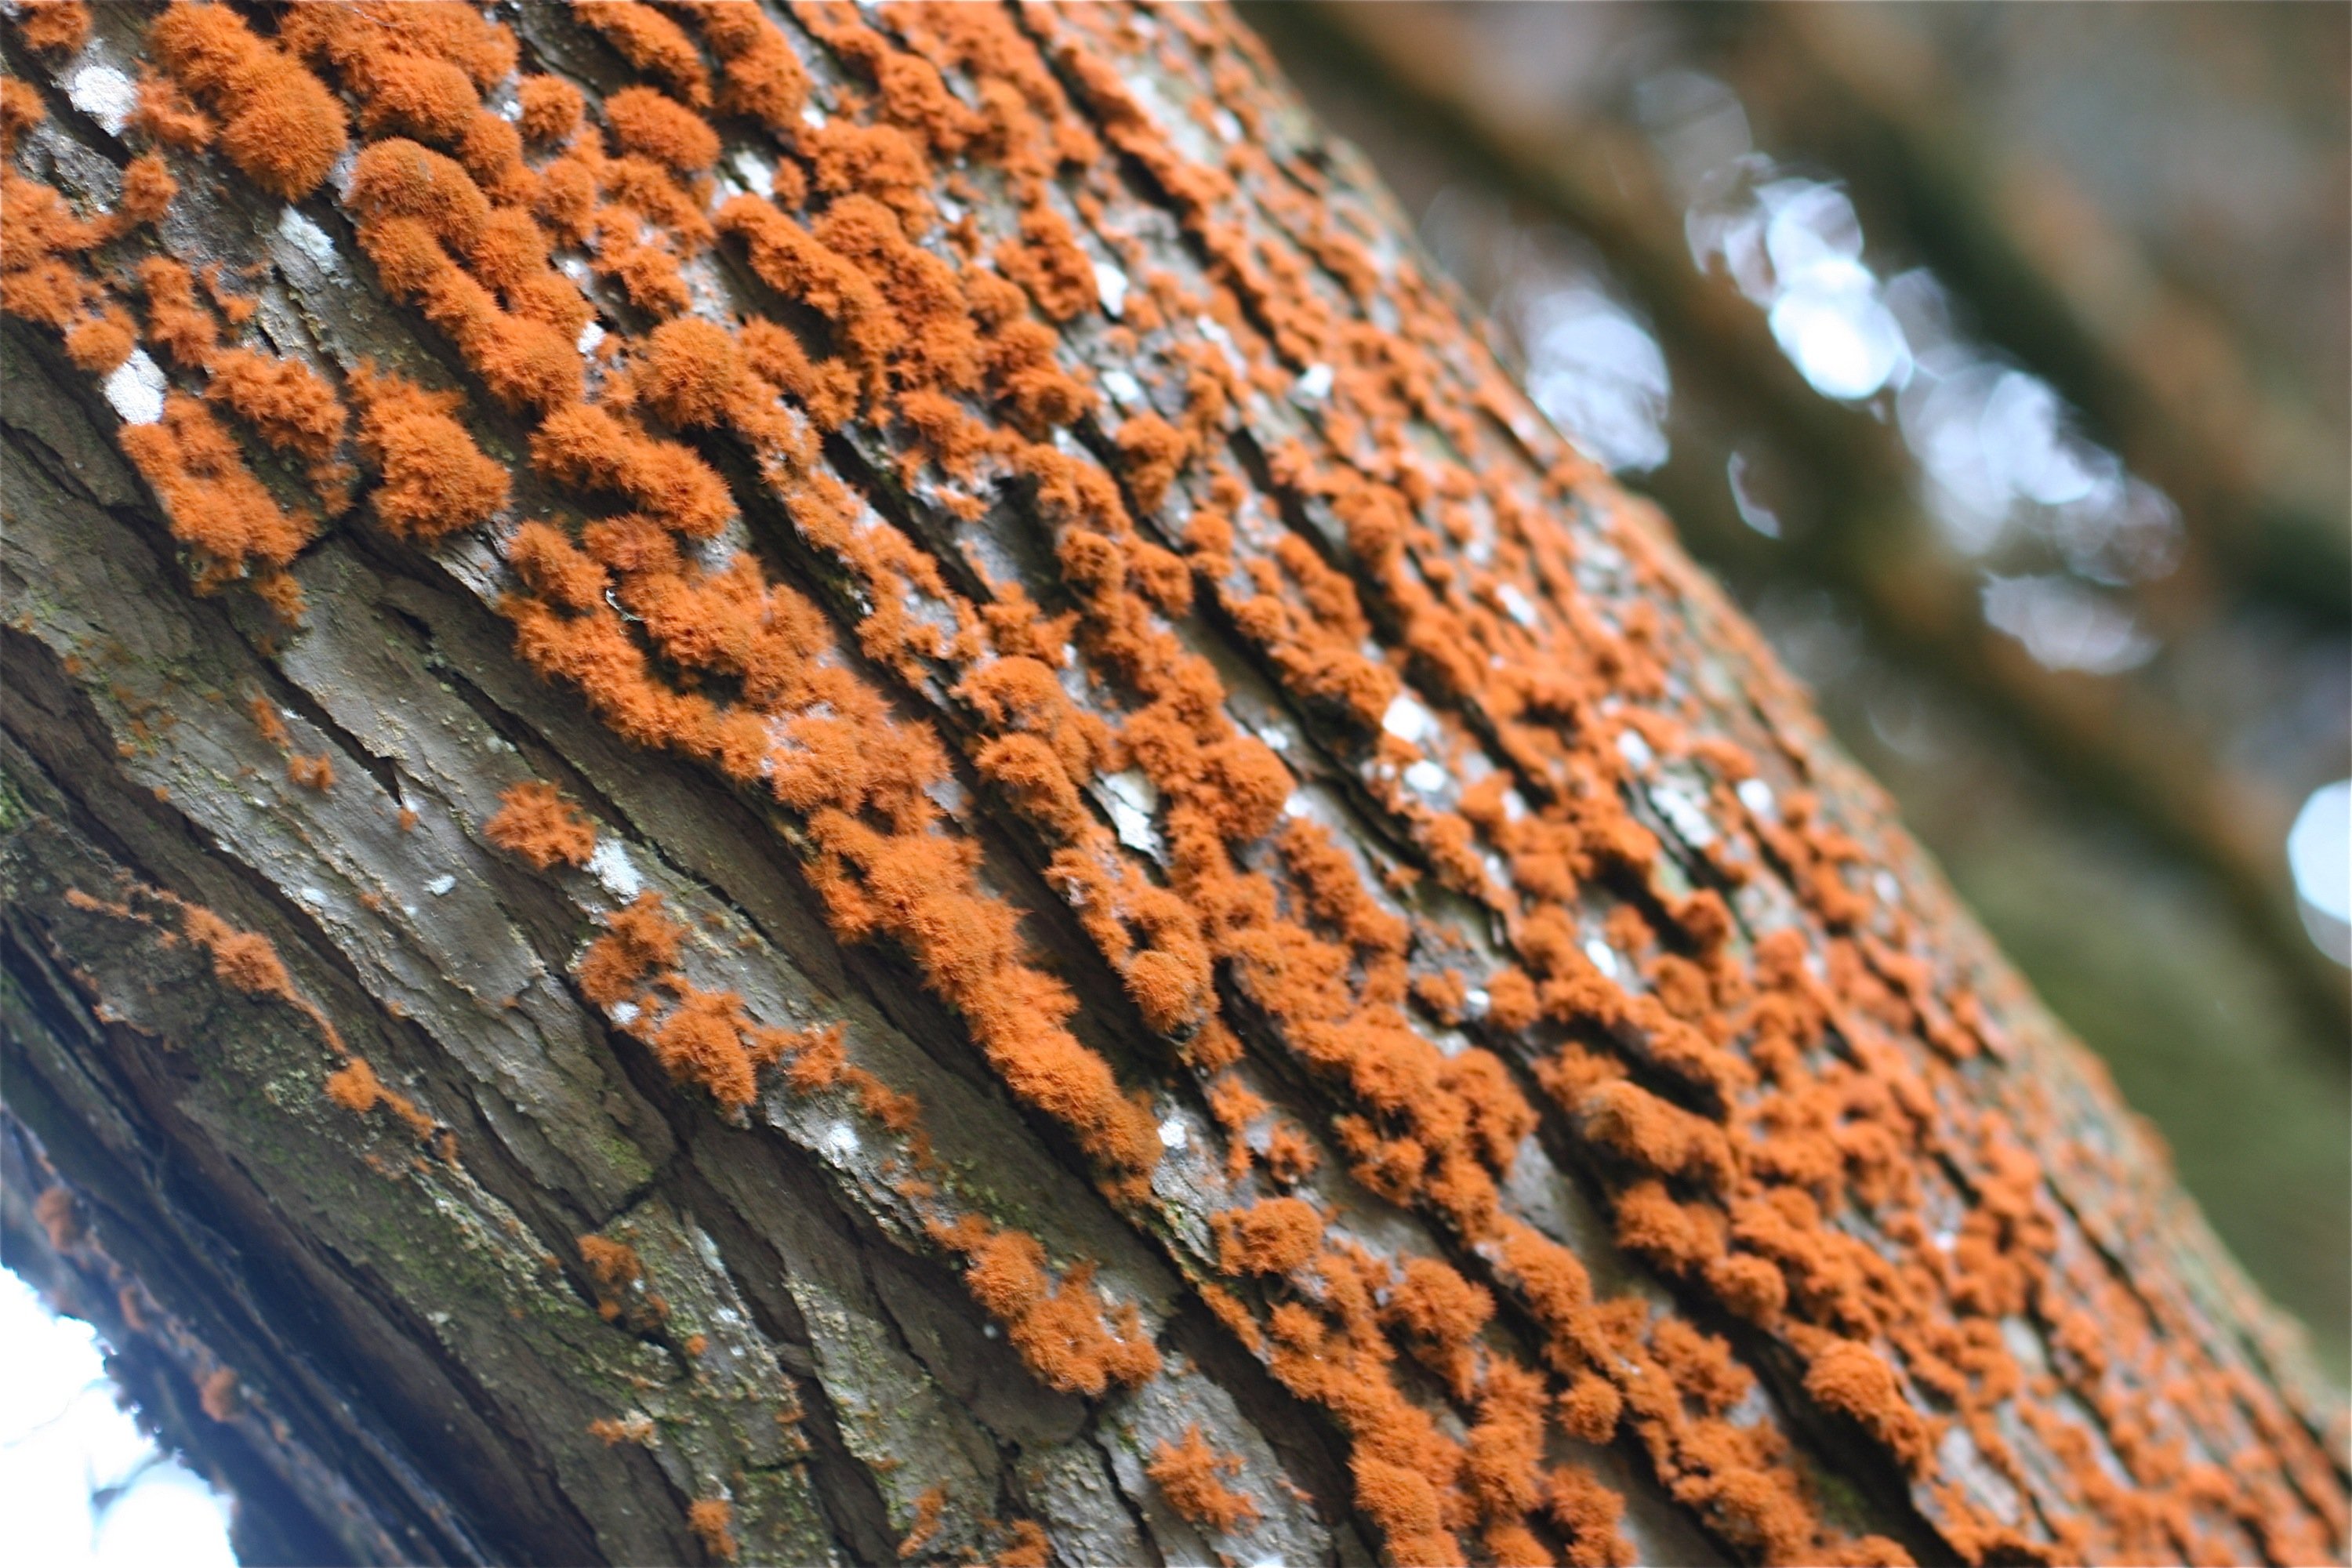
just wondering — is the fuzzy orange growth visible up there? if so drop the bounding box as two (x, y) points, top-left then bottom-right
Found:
(34, 1185), (85, 1250)
(939, 1217), (1160, 1396)
(14, 2), (91, 54)
(604, 85), (719, 172)
(506, 521), (609, 613)
(1544, 1468), (1634, 1568)
(1386, 1256), (1492, 1398)
(136, 256), (218, 368)
(670, 1), (807, 131)
(323, 1055), (435, 1139)
(1556, 1373), (1622, 1445)
(896, 1486), (946, 1559)
(249, 691), (294, 753)
(485, 781), (597, 869)
(115, 394), (314, 597)
(205, 350), (347, 463)
(131, 69), (214, 151)
(347, 365), (508, 542)
(588, 1414), (655, 1446)
(516, 74), (583, 144)
(686, 1497), (738, 1562)
(578, 892), (684, 1006)
(1114, 412), (1189, 517)
(177, 903), (290, 994)
(1147, 1425), (1260, 1534)
(286, 753), (335, 791)
(575, 1), (711, 105)
(198, 1367), (241, 1421)
(64, 308), (136, 373)
(1804, 1340), (1932, 1473)
(1210, 1196), (1323, 1276)
(148, 2), (347, 201)
(648, 984), (758, 1108)
(114, 153), (180, 231)
(323, 1058), (383, 1114)
(991, 1519), (1050, 1568)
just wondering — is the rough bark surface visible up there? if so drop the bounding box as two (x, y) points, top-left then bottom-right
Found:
(0, 5), (2343, 1566)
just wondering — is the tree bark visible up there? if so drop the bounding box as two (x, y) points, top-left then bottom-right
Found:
(1, 5), (2342, 1566)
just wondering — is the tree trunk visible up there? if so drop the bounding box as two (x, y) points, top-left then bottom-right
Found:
(0, 5), (2341, 1566)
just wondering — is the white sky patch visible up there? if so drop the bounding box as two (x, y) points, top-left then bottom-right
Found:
(0, 1269), (236, 1568)
(101, 350), (165, 426)
(1092, 261), (1127, 319)
(67, 64), (136, 134)
(1096, 770), (1160, 855)
(276, 205), (339, 271)
(587, 838), (644, 901)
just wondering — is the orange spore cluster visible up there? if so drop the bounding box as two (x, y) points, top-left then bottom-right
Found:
(148, 2), (347, 201)
(1210, 1195), (1322, 1276)
(199, 1367), (241, 1421)
(204, 350), (347, 464)
(346, 363), (509, 540)
(686, 1497), (738, 1561)
(13, 2), (90, 55)
(1147, 1424), (1261, 1534)
(485, 780), (597, 869)
(895, 1486), (946, 1559)
(34, 1184), (85, 1249)
(933, 1214), (1159, 1397)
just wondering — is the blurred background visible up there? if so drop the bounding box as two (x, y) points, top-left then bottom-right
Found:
(1243, 0), (2350, 1379)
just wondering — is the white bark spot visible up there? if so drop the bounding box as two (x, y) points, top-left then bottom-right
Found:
(1462, 989), (1491, 1021)
(1100, 368), (1144, 407)
(1583, 938), (1620, 978)
(1098, 770), (1160, 855)
(1650, 782), (1716, 848)
(425, 874), (457, 896)
(609, 1001), (641, 1025)
(1157, 1116), (1188, 1150)
(1737, 777), (1777, 819)
(575, 321), (604, 356)
(67, 64), (136, 134)
(1616, 729), (1654, 771)
(277, 206), (339, 272)
(299, 887), (328, 908)
(587, 838), (643, 900)
(1291, 363), (1334, 404)
(102, 350), (165, 426)
(1403, 760), (1448, 796)
(1497, 582), (1540, 629)
(1093, 261), (1128, 319)
(1381, 694), (1435, 745)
